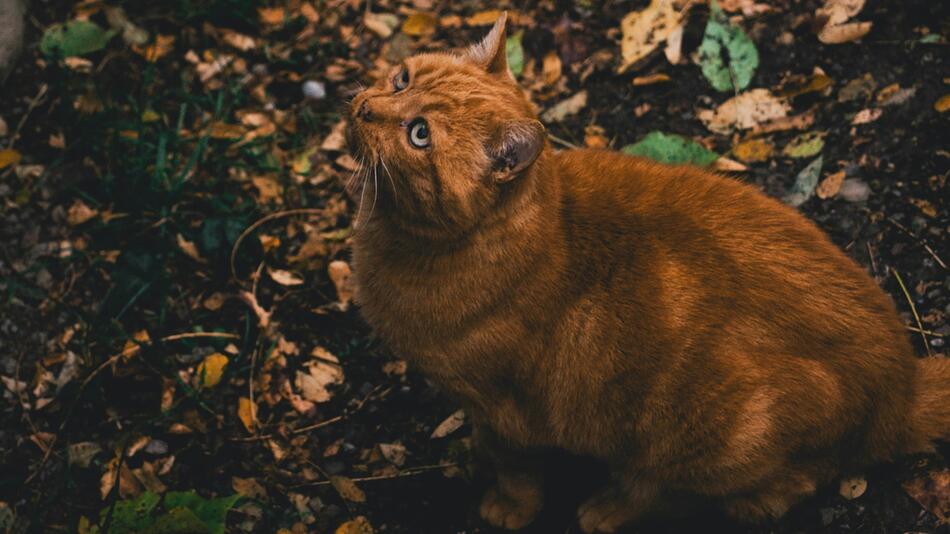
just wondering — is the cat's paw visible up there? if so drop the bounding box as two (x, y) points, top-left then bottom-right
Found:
(479, 484), (542, 530)
(577, 485), (640, 534)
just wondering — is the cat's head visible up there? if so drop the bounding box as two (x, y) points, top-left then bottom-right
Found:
(348, 13), (546, 239)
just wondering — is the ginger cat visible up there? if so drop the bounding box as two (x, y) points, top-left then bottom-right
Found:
(347, 13), (950, 533)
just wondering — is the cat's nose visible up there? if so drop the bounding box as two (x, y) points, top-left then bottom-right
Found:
(356, 99), (374, 122)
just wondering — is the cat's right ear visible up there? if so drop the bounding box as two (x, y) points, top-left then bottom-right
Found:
(489, 120), (546, 183)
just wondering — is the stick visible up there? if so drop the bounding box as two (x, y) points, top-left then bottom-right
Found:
(890, 268), (932, 357)
(229, 208), (326, 282)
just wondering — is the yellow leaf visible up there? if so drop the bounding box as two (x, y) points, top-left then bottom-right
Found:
(816, 170), (846, 199)
(402, 12), (437, 37)
(330, 476), (366, 502)
(121, 330), (151, 361)
(251, 175), (282, 203)
(208, 122), (246, 140)
(335, 516), (374, 534)
(0, 148), (22, 170)
(67, 199), (99, 226)
(618, 0), (683, 73)
(258, 7), (286, 27)
(197, 353), (229, 388)
(935, 94), (950, 113)
(238, 397), (257, 433)
(632, 73), (671, 86)
(141, 109), (161, 123)
(732, 138), (774, 162)
(465, 10), (504, 26)
(133, 34), (175, 62)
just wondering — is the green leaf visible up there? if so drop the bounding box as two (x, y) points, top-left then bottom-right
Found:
(40, 20), (116, 58)
(784, 156), (823, 207)
(621, 131), (719, 166)
(782, 132), (825, 158)
(104, 491), (161, 534)
(164, 491), (242, 534)
(506, 31), (524, 78)
(697, 0), (759, 92)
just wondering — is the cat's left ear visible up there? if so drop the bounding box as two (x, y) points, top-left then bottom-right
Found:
(489, 120), (546, 183)
(465, 12), (511, 78)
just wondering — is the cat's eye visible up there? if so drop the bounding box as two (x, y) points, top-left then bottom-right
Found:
(393, 68), (410, 92)
(407, 118), (430, 148)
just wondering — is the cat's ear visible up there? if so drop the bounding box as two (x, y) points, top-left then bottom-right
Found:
(489, 120), (546, 183)
(465, 12), (511, 77)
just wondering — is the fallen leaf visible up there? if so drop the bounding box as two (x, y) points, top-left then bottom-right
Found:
(584, 125), (609, 149)
(258, 7), (286, 27)
(232, 476), (267, 499)
(622, 131), (719, 166)
(752, 111), (815, 134)
(176, 234), (205, 262)
(697, 89), (790, 134)
(839, 476), (868, 500)
(364, 12), (400, 39)
(904, 469), (950, 525)
(133, 34), (175, 62)
(240, 290), (272, 328)
(41, 20), (116, 58)
(784, 156), (823, 207)
(67, 200), (98, 226)
(252, 175), (282, 203)
(911, 198), (937, 218)
(197, 353), (228, 388)
(121, 330), (151, 361)
(779, 73), (834, 98)
(851, 108), (882, 125)
(321, 120), (348, 152)
(711, 156), (747, 172)
(782, 132), (825, 158)
(68, 442), (103, 468)
(207, 122), (245, 139)
(632, 73), (671, 86)
(816, 170), (846, 199)
(935, 95), (950, 113)
(296, 354), (344, 403)
(506, 31), (525, 78)
(732, 138), (774, 162)
(838, 73), (877, 102)
(335, 516), (375, 534)
(698, 1), (759, 91)
(378, 443), (407, 467)
(221, 30), (256, 51)
(542, 51), (562, 85)
(617, 0), (683, 73)
(540, 90), (588, 122)
(431, 409), (466, 438)
(330, 476), (366, 503)
(238, 397), (257, 433)
(267, 267), (304, 286)
(328, 260), (354, 308)
(719, 0), (773, 16)
(0, 149), (23, 170)
(664, 24), (684, 64)
(402, 12), (437, 37)
(465, 10), (508, 27)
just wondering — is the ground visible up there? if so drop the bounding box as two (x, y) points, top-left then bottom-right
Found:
(0, 1), (948, 533)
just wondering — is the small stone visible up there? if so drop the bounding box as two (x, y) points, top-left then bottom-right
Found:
(838, 179), (871, 202)
(145, 439), (169, 455)
(302, 80), (326, 100)
(931, 337), (945, 349)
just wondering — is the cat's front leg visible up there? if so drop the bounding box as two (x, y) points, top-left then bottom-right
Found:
(473, 423), (544, 530)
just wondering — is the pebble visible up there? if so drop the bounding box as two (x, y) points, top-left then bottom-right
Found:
(838, 179), (870, 202)
(302, 80), (326, 100)
(145, 439), (169, 455)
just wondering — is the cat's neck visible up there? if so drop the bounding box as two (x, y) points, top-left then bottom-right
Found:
(359, 148), (560, 260)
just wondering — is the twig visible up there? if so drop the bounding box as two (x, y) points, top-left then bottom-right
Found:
(875, 212), (948, 270)
(547, 133), (579, 149)
(866, 241), (879, 276)
(890, 267), (932, 357)
(294, 462), (460, 488)
(906, 326), (945, 338)
(229, 208), (326, 283)
(6, 84), (48, 149)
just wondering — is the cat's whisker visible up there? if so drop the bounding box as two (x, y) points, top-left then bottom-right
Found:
(366, 158), (380, 224)
(379, 156), (397, 203)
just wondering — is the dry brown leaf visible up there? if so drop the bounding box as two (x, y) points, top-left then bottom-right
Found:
(664, 24), (684, 65)
(698, 89), (791, 134)
(328, 260), (354, 308)
(541, 51), (562, 86)
(711, 157), (748, 172)
(904, 469), (950, 525)
(296, 353), (344, 403)
(232, 476), (267, 499)
(0, 148), (21, 170)
(851, 108), (882, 125)
(176, 234), (205, 262)
(300, 3), (320, 24)
(378, 443), (407, 466)
(252, 175), (282, 203)
(258, 7), (286, 27)
(364, 12), (399, 39)
(221, 30), (256, 51)
(133, 35), (175, 62)
(240, 290), (272, 328)
(584, 125), (609, 149)
(752, 111), (816, 134)
(121, 330), (151, 361)
(817, 0), (865, 26)
(68, 442), (103, 468)
(208, 122), (246, 139)
(431, 409), (466, 438)
(911, 198), (938, 218)
(819, 21), (872, 44)
(267, 267), (304, 286)
(465, 10), (506, 26)
(330, 476), (367, 503)
(321, 120), (348, 152)
(733, 138), (774, 162)
(839, 476), (867, 500)
(540, 90), (588, 122)
(632, 73), (671, 86)
(719, 0), (773, 16)
(618, 0), (683, 73)
(403, 12), (437, 37)
(67, 200), (98, 226)
(335, 516), (374, 534)
(936, 95), (950, 113)
(238, 396), (257, 433)
(816, 170), (846, 199)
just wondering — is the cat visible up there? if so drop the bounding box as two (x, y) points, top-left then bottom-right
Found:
(346, 12), (950, 533)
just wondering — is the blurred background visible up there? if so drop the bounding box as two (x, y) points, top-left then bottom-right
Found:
(0, 0), (947, 532)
